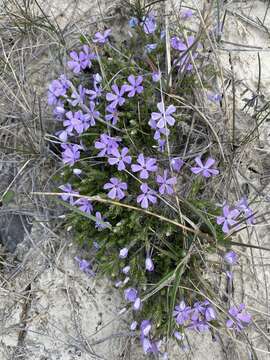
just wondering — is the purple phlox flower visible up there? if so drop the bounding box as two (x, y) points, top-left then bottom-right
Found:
(192, 300), (216, 322)
(216, 205), (240, 234)
(105, 105), (119, 125)
(67, 45), (96, 74)
(173, 301), (192, 325)
(140, 320), (151, 336)
(61, 143), (82, 166)
(59, 183), (78, 204)
(191, 156), (219, 177)
(188, 319), (210, 332)
(180, 8), (193, 19)
(151, 102), (176, 129)
(137, 183), (157, 209)
(191, 300), (216, 321)
(124, 287), (138, 302)
(48, 76), (70, 106)
(145, 257), (154, 272)
(156, 170), (177, 195)
(174, 331), (184, 341)
(93, 29), (111, 44)
(94, 133), (121, 157)
(122, 265), (130, 274)
(171, 157), (184, 172)
(64, 111), (84, 135)
(152, 70), (161, 82)
(171, 35), (194, 52)
(106, 84), (126, 108)
(103, 177), (127, 200)
(69, 85), (86, 107)
(224, 250), (238, 265)
(131, 153), (157, 179)
(204, 304), (216, 322)
(171, 36), (198, 71)
(74, 257), (95, 276)
(123, 75), (143, 97)
(86, 101), (100, 126)
(108, 147), (132, 171)
(142, 13), (156, 34)
(74, 197), (93, 213)
(119, 247), (128, 259)
(48, 74), (70, 105)
(157, 139), (166, 153)
(148, 117), (170, 141)
(236, 197), (255, 225)
(130, 321), (138, 331)
(207, 92), (222, 103)
(53, 99), (66, 119)
(133, 297), (141, 311)
(95, 211), (110, 230)
(129, 17), (139, 28)
(226, 304), (252, 332)
(140, 336), (160, 355)
(145, 43), (157, 53)
(87, 82), (103, 101)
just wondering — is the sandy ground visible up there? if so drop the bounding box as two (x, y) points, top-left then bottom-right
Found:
(1, 0), (270, 359)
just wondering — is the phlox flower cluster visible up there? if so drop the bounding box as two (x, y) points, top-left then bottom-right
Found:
(173, 300), (216, 332)
(47, 14), (255, 357)
(216, 197), (255, 234)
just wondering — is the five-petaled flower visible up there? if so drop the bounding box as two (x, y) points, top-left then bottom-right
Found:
(59, 183), (78, 204)
(94, 134), (121, 157)
(106, 84), (126, 108)
(224, 250), (238, 265)
(93, 29), (112, 44)
(173, 300), (192, 325)
(67, 45), (96, 74)
(124, 288), (138, 302)
(137, 183), (157, 209)
(216, 205), (240, 234)
(74, 257), (95, 276)
(87, 101), (100, 126)
(171, 157), (184, 172)
(74, 198), (93, 213)
(226, 304), (252, 332)
(236, 197), (255, 225)
(131, 153), (157, 179)
(123, 75), (144, 97)
(190, 157), (219, 177)
(142, 13), (156, 34)
(151, 102), (176, 129)
(61, 143), (82, 166)
(103, 177), (127, 200)
(63, 111), (84, 135)
(48, 75), (70, 105)
(156, 170), (177, 195)
(105, 105), (119, 125)
(108, 147), (132, 171)
(95, 211), (110, 230)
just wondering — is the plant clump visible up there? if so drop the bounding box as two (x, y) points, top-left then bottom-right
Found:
(47, 4), (254, 357)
